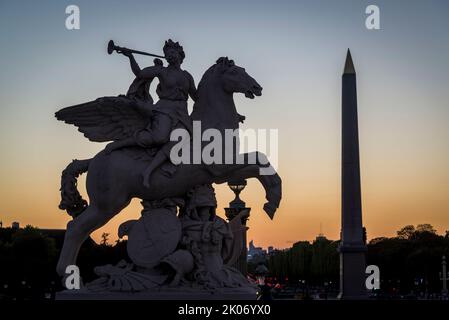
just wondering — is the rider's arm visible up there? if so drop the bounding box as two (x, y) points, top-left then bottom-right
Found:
(126, 53), (141, 76)
(124, 51), (161, 78)
(138, 65), (162, 80)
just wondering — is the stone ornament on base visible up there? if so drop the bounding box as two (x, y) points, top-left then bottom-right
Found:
(57, 185), (258, 300)
(119, 199), (183, 270)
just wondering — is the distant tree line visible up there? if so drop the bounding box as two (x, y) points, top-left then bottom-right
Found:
(0, 226), (128, 300)
(1, 223), (448, 298)
(265, 238), (339, 286)
(368, 224), (449, 294)
(265, 224), (449, 294)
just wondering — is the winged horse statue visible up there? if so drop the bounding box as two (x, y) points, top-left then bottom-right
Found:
(54, 48), (281, 276)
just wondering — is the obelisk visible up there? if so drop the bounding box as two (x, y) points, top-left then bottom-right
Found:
(338, 49), (367, 299)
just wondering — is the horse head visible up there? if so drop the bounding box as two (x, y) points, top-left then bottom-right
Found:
(214, 57), (263, 99)
(193, 57), (263, 129)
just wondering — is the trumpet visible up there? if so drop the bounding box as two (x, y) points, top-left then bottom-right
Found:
(107, 40), (166, 59)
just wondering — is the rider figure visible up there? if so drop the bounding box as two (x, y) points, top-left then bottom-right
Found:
(105, 39), (198, 185)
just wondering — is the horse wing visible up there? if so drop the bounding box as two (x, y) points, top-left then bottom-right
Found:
(55, 96), (152, 142)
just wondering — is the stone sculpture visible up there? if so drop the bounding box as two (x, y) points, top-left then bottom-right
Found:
(55, 39), (281, 299)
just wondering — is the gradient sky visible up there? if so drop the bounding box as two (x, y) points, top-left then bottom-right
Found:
(1, 0), (448, 248)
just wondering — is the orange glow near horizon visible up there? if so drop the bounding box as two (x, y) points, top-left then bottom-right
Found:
(1, 0), (449, 250)
(1, 146), (448, 250)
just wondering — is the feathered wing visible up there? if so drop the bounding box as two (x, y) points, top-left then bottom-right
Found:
(55, 96), (152, 142)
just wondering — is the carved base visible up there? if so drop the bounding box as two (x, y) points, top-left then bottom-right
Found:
(56, 287), (258, 300)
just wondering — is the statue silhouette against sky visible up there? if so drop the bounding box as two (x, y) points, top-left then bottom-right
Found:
(55, 39), (281, 297)
(105, 40), (197, 185)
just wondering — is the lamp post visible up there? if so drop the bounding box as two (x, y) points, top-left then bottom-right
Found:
(225, 179), (251, 276)
(255, 263), (269, 285)
(440, 255), (448, 297)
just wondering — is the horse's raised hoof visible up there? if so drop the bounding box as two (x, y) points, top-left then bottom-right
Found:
(263, 202), (277, 220)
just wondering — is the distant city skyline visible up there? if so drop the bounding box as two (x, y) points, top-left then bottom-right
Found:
(1, 0), (449, 248)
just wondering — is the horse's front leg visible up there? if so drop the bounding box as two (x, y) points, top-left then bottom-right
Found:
(57, 203), (122, 276)
(56, 195), (131, 277)
(220, 152), (282, 219)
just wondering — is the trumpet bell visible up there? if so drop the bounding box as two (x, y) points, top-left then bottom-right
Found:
(107, 40), (115, 55)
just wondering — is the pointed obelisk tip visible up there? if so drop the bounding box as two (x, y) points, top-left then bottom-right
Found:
(344, 49), (356, 74)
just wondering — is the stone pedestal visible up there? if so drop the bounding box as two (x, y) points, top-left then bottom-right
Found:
(225, 207), (250, 276)
(337, 245), (367, 299)
(56, 287), (257, 300)
(224, 179), (251, 276)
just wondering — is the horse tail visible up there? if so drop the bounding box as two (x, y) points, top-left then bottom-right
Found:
(59, 159), (91, 218)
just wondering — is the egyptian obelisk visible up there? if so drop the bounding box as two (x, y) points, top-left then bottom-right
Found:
(338, 49), (367, 299)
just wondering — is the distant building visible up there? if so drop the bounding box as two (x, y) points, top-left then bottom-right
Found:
(315, 233), (328, 242)
(247, 240), (267, 261)
(11, 222), (20, 230)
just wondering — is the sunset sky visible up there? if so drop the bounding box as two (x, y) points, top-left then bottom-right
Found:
(1, 0), (448, 248)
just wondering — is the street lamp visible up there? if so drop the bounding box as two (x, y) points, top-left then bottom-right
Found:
(227, 179), (247, 209)
(440, 255), (448, 297)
